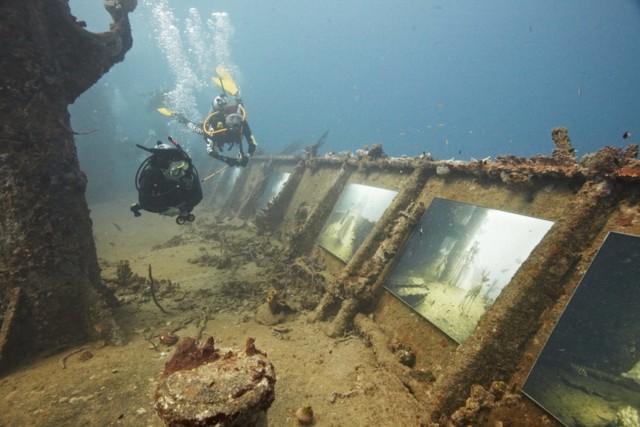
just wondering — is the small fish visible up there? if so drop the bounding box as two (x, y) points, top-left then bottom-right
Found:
(623, 131), (631, 139)
(577, 86), (582, 96)
(419, 227), (423, 236)
(571, 363), (588, 377)
(112, 222), (122, 232)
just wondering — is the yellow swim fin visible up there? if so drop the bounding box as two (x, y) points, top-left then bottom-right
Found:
(212, 65), (239, 95)
(156, 107), (174, 117)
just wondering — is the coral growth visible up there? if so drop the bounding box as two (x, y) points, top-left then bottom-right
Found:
(446, 381), (521, 426)
(551, 127), (576, 165)
(116, 260), (134, 286)
(161, 336), (219, 378)
(254, 289), (292, 326)
(155, 338), (276, 426)
(390, 339), (416, 368)
(244, 337), (267, 357)
(356, 143), (388, 160)
(616, 406), (640, 427)
(580, 145), (638, 176)
(366, 143), (387, 159)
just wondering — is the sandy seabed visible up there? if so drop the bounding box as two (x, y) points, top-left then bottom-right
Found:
(0, 200), (426, 426)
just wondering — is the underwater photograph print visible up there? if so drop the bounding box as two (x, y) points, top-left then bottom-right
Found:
(523, 232), (640, 427)
(385, 198), (554, 343)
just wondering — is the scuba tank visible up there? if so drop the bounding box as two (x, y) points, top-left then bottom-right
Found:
(131, 137), (203, 224)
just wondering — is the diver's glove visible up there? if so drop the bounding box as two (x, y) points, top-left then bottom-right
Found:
(224, 157), (240, 167)
(175, 113), (189, 125)
(248, 136), (257, 156)
(239, 153), (250, 167)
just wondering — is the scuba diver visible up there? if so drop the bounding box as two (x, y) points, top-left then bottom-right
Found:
(157, 66), (258, 167)
(130, 137), (203, 225)
(203, 93), (256, 166)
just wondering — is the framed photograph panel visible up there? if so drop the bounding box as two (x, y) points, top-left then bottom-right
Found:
(256, 172), (290, 211)
(385, 197), (554, 343)
(316, 183), (397, 263)
(522, 232), (640, 427)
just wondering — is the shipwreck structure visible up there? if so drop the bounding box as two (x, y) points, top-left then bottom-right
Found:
(205, 132), (640, 424)
(1, 2), (639, 425)
(0, 0), (137, 372)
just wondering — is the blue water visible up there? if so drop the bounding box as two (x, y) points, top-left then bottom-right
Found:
(69, 0), (640, 189)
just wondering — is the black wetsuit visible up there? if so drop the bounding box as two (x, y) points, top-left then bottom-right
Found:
(133, 141), (203, 218)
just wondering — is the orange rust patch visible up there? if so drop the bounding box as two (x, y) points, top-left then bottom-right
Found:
(616, 165), (640, 178)
(615, 215), (635, 227)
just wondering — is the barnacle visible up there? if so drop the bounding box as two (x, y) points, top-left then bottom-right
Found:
(159, 332), (178, 346)
(265, 288), (279, 313)
(295, 404), (314, 425)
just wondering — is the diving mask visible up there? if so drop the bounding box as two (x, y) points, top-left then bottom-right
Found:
(168, 161), (188, 177)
